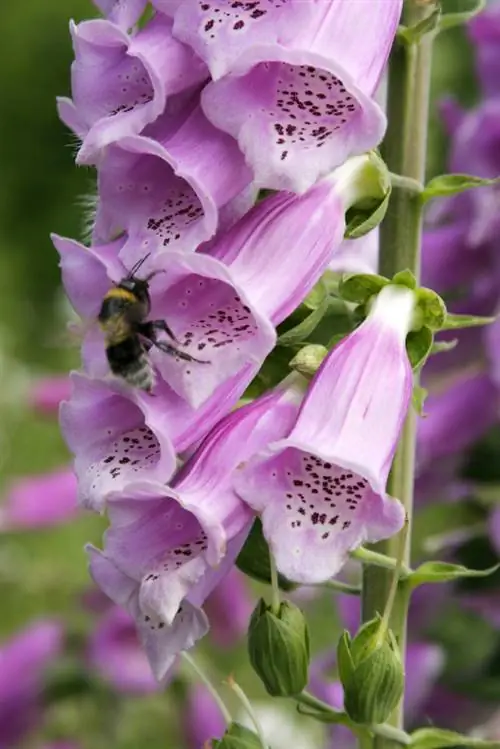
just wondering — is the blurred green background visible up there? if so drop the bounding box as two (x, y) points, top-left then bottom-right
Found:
(0, 1), (492, 747)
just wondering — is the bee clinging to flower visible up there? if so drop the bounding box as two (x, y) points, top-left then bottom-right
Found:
(98, 254), (206, 393)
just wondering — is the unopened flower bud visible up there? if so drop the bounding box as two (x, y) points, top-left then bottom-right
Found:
(290, 345), (328, 378)
(211, 722), (264, 748)
(337, 616), (404, 725)
(248, 598), (310, 697)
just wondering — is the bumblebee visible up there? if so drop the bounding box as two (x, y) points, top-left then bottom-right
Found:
(98, 254), (203, 393)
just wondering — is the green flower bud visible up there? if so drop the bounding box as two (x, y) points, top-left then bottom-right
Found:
(211, 723), (264, 749)
(337, 616), (404, 725)
(248, 598), (310, 696)
(289, 344), (328, 378)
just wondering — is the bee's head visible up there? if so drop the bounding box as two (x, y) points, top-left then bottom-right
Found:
(119, 275), (151, 305)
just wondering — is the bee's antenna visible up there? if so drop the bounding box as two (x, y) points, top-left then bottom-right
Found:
(144, 269), (166, 283)
(126, 253), (152, 279)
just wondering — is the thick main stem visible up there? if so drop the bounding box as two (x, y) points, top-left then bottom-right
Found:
(360, 3), (434, 748)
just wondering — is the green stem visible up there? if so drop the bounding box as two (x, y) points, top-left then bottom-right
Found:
(360, 2), (435, 748)
(181, 652), (232, 726)
(320, 579), (362, 595)
(269, 552), (281, 615)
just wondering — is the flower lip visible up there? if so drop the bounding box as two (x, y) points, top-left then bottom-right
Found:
(61, 372), (177, 512)
(201, 43), (386, 192)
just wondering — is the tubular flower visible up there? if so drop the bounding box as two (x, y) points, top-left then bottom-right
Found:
(87, 604), (158, 692)
(183, 684), (227, 749)
(0, 621), (64, 747)
(234, 285), (413, 584)
(87, 379), (302, 680)
(417, 373), (497, 470)
(60, 372), (177, 511)
(29, 376), (72, 415)
(469, 5), (500, 99)
(93, 104), (254, 262)
(203, 567), (253, 648)
(58, 14), (208, 165)
(93, 0), (148, 30)
(197, 0), (402, 191)
(0, 469), (78, 530)
(54, 155), (372, 445)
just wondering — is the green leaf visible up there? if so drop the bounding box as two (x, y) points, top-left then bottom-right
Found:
(278, 296), (333, 347)
(440, 312), (496, 330)
(392, 269), (417, 290)
(338, 273), (388, 304)
(439, 0), (486, 31)
(422, 173), (500, 203)
(406, 327), (433, 370)
(412, 384), (428, 416)
(344, 189), (391, 239)
(302, 279), (330, 310)
(410, 561), (500, 588)
(430, 338), (458, 355)
(415, 288), (447, 330)
(410, 727), (500, 749)
(397, 7), (441, 45)
(236, 519), (297, 591)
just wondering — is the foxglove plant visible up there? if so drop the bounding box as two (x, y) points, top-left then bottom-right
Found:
(51, 0), (500, 747)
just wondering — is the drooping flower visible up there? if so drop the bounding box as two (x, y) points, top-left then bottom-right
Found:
(0, 620), (64, 747)
(203, 567), (253, 648)
(183, 684), (226, 749)
(87, 604), (158, 692)
(234, 285), (412, 583)
(0, 469), (78, 530)
(469, 5), (500, 99)
(87, 378), (303, 679)
(93, 104), (254, 263)
(417, 373), (497, 470)
(60, 372), (177, 511)
(29, 376), (72, 416)
(198, 0), (402, 191)
(58, 14), (208, 165)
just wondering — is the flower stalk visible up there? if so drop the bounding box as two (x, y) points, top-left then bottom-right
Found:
(360, 1), (435, 747)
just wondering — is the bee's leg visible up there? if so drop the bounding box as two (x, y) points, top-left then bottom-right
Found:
(142, 319), (178, 342)
(153, 339), (209, 365)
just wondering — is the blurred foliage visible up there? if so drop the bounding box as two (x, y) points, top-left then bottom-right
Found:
(0, 2), (497, 748)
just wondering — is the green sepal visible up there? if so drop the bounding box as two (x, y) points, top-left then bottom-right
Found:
(303, 279), (329, 310)
(410, 726), (500, 749)
(278, 296), (333, 347)
(409, 561), (500, 588)
(412, 384), (428, 416)
(211, 723), (264, 749)
(414, 287), (447, 331)
(391, 269), (417, 290)
(338, 273), (388, 304)
(236, 519), (297, 591)
(421, 173), (500, 203)
(289, 344), (328, 378)
(440, 312), (496, 330)
(438, 0), (486, 32)
(397, 6), (441, 45)
(248, 599), (310, 697)
(406, 327), (433, 370)
(344, 189), (391, 239)
(337, 617), (404, 725)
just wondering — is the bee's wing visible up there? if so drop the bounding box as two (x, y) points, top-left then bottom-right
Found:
(45, 318), (97, 350)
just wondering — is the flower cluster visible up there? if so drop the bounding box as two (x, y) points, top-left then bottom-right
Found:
(54, 0), (407, 682)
